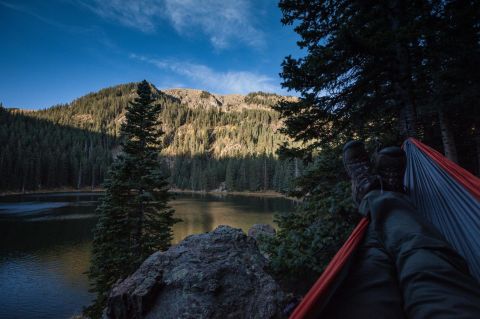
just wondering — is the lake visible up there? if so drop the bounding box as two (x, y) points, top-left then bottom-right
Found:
(0, 192), (296, 319)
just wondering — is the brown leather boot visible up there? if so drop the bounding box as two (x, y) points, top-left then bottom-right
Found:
(343, 140), (380, 206)
(374, 146), (407, 193)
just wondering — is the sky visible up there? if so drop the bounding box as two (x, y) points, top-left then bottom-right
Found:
(0, 0), (303, 109)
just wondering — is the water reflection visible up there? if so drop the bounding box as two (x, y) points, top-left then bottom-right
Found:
(0, 192), (295, 319)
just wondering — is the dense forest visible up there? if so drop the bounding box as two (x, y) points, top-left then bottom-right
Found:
(0, 84), (303, 192)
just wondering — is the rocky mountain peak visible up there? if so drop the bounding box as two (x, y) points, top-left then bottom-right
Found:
(162, 88), (297, 111)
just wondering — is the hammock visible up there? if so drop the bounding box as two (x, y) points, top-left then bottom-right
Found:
(289, 138), (480, 319)
(404, 138), (480, 279)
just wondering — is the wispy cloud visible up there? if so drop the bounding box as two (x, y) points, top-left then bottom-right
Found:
(131, 54), (280, 94)
(0, 0), (116, 49)
(78, 0), (264, 49)
(163, 0), (264, 49)
(1, 1), (90, 32)
(77, 0), (159, 32)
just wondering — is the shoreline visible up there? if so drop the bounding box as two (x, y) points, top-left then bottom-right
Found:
(0, 187), (105, 197)
(170, 188), (292, 199)
(0, 187), (300, 201)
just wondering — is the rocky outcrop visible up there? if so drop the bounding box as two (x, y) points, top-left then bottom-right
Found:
(247, 224), (276, 242)
(163, 88), (297, 111)
(105, 225), (288, 319)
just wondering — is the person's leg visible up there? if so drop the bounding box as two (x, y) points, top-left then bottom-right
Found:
(321, 219), (406, 319)
(359, 190), (480, 319)
(339, 141), (480, 319)
(320, 141), (407, 319)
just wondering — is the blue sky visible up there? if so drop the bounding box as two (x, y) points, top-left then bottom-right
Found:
(0, 0), (302, 109)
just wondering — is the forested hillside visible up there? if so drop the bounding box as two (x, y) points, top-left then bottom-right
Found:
(0, 83), (302, 192)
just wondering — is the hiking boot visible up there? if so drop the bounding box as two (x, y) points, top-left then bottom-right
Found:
(343, 140), (380, 206)
(374, 146), (406, 193)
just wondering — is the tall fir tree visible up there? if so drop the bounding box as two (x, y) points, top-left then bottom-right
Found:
(86, 80), (178, 317)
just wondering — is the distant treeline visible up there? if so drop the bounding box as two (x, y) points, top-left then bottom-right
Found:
(0, 84), (303, 192)
(169, 155), (302, 192)
(0, 109), (114, 191)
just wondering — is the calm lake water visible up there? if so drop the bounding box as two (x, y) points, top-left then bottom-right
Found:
(0, 192), (295, 319)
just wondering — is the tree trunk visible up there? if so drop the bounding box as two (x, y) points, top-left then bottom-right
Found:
(135, 199), (144, 261)
(475, 123), (480, 176)
(263, 157), (268, 190)
(438, 109), (458, 163)
(399, 99), (417, 138)
(388, 0), (418, 138)
(294, 158), (300, 178)
(77, 164), (82, 189)
(91, 165), (95, 190)
(476, 135), (480, 177)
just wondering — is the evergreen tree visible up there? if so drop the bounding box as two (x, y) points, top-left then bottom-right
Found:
(86, 80), (179, 317)
(265, 0), (480, 286)
(275, 0), (479, 168)
(417, 0), (480, 163)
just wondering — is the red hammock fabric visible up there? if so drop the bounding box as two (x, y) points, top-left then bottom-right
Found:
(409, 138), (480, 200)
(289, 217), (370, 319)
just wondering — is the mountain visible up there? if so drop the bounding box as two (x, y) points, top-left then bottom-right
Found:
(0, 83), (303, 193)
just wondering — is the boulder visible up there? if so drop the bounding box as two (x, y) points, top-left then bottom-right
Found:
(247, 224), (276, 242)
(105, 225), (288, 319)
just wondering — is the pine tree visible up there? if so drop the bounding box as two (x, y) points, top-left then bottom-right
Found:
(266, 0), (480, 284)
(86, 80), (179, 317)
